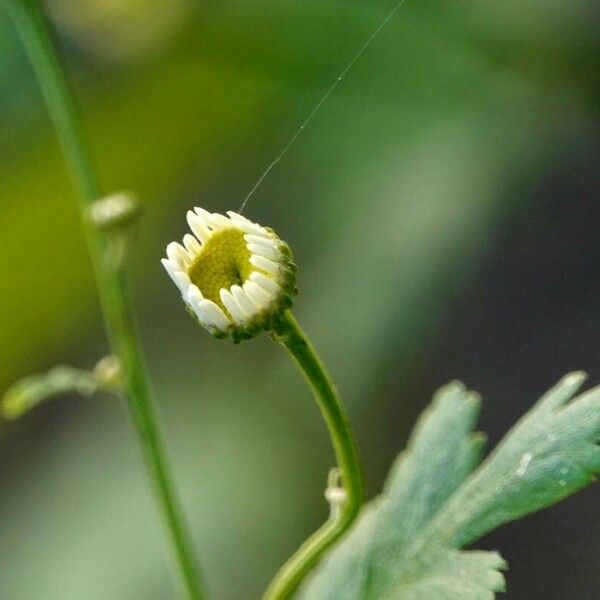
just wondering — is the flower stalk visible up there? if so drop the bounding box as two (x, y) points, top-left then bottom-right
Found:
(3, 1), (204, 598)
(162, 203), (363, 597)
(265, 310), (364, 599)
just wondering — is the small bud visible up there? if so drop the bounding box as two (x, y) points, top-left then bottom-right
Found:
(325, 467), (347, 518)
(161, 208), (297, 342)
(93, 355), (122, 391)
(89, 191), (140, 231)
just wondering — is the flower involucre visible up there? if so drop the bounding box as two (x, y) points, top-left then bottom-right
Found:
(162, 208), (296, 341)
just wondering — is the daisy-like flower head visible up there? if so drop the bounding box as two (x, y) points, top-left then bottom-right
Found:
(162, 208), (297, 342)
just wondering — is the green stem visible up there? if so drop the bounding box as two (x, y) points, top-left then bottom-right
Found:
(3, 2), (204, 598)
(265, 311), (363, 599)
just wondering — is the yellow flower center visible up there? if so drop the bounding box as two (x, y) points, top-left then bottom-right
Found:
(187, 228), (254, 310)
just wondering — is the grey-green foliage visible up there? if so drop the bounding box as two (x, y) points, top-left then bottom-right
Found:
(300, 372), (600, 599)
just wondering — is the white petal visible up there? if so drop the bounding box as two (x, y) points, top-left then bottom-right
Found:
(161, 258), (177, 277)
(249, 271), (281, 296)
(186, 284), (204, 303)
(173, 273), (191, 294)
(193, 299), (231, 329)
(244, 280), (271, 308)
(194, 206), (210, 225)
(193, 208), (232, 231)
(220, 289), (245, 323)
(166, 242), (191, 268)
(226, 211), (267, 236)
(244, 233), (277, 248)
(231, 285), (258, 316)
(210, 213), (233, 230)
(226, 210), (248, 222)
(235, 221), (265, 235)
(247, 242), (278, 261)
(161, 259), (190, 294)
(187, 211), (210, 243)
(183, 234), (201, 257)
(193, 207), (213, 227)
(250, 254), (279, 275)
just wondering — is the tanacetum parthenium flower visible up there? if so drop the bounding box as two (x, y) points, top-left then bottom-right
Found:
(162, 208), (296, 341)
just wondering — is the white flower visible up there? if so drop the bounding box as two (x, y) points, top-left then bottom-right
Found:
(162, 208), (296, 341)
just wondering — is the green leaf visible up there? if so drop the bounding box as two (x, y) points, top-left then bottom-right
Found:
(428, 371), (600, 547)
(300, 373), (600, 599)
(392, 550), (506, 600)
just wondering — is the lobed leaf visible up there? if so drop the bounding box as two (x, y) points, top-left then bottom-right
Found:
(300, 373), (600, 599)
(427, 372), (600, 547)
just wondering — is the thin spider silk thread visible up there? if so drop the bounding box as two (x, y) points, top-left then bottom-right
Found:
(238, 0), (408, 214)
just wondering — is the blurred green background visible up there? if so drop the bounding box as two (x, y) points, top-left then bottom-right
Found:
(1, 0), (599, 598)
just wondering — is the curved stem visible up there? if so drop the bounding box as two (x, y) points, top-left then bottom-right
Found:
(3, 2), (204, 598)
(265, 311), (363, 599)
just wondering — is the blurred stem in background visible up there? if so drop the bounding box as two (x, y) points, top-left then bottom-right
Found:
(2, 1), (205, 598)
(266, 311), (364, 599)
